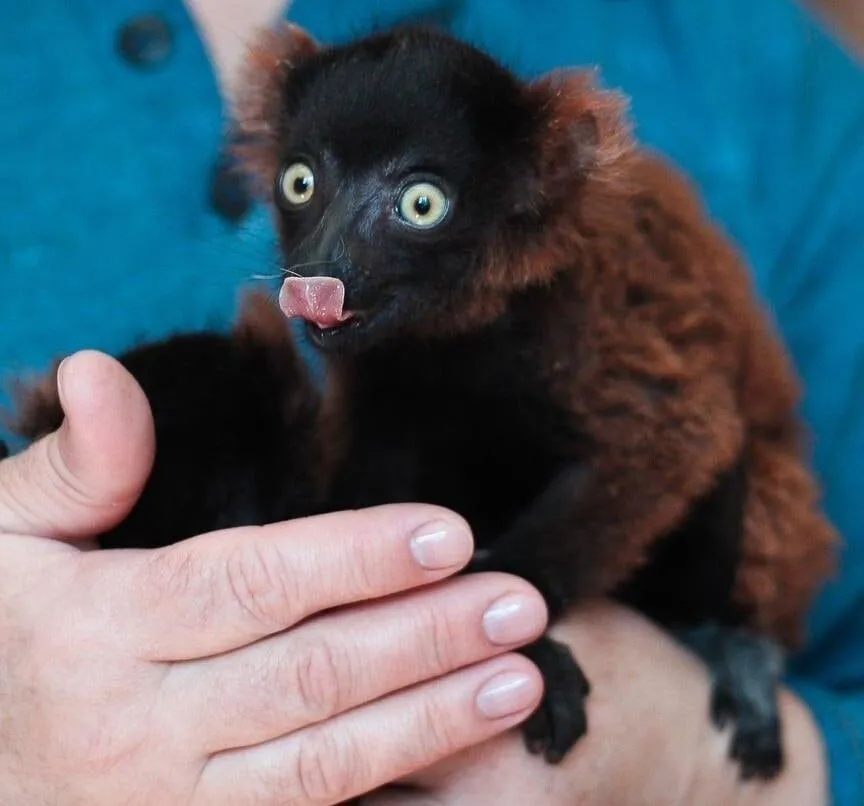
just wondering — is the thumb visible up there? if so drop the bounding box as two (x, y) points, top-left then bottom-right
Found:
(0, 350), (155, 538)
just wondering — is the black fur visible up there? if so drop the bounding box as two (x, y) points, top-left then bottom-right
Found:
(266, 27), (563, 354)
(615, 455), (749, 629)
(674, 624), (785, 780)
(98, 325), (327, 549)
(4, 25), (821, 784)
(248, 27), (790, 778)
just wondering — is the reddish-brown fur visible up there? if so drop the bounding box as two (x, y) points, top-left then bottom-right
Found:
(9, 23), (837, 650)
(484, 132), (838, 647)
(2, 25), (839, 783)
(234, 26), (838, 649)
(231, 23), (321, 196)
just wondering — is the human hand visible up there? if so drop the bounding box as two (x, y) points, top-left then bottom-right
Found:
(0, 350), (548, 805)
(362, 602), (828, 806)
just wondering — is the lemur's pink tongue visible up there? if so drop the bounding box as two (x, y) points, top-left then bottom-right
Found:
(279, 277), (354, 328)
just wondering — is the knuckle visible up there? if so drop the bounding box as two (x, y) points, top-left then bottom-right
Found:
(143, 546), (218, 629)
(412, 695), (462, 758)
(422, 606), (461, 674)
(345, 537), (381, 599)
(0, 477), (43, 535)
(293, 729), (361, 804)
(0, 443), (72, 536)
(224, 539), (300, 632)
(44, 436), (100, 509)
(292, 637), (346, 722)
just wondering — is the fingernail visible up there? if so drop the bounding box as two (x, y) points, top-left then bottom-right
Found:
(482, 593), (547, 645)
(476, 672), (539, 719)
(410, 520), (473, 570)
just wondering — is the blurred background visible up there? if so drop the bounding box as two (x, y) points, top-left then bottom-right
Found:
(0, 2), (863, 804)
(809, 0), (864, 57)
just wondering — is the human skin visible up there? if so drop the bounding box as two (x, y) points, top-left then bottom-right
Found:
(184, 0), (289, 98)
(0, 351), (549, 805)
(11, 4), (826, 803)
(361, 604), (828, 806)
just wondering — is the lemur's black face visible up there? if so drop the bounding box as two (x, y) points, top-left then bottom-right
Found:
(268, 27), (546, 354)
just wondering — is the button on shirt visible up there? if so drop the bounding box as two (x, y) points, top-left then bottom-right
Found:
(117, 13), (175, 67)
(0, 0), (267, 416)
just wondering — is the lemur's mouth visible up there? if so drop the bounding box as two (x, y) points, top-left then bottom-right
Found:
(279, 276), (357, 329)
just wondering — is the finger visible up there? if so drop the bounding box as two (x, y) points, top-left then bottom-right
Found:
(358, 789), (442, 806)
(193, 654), (544, 806)
(171, 572), (547, 753)
(0, 350), (155, 538)
(388, 731), (541, 800)
(97, 502), (476, 660)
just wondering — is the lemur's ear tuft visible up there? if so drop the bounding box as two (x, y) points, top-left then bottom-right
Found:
(230, 23), (321, 194)
(525, 68), (634, 202)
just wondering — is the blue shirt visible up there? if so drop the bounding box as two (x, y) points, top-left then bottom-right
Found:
(2, 1), (863, 801)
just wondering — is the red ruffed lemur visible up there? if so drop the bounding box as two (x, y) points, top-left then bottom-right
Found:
(3, 22), (838, 784)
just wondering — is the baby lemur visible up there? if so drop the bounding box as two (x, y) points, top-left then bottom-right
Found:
(5, 22), (837, 783)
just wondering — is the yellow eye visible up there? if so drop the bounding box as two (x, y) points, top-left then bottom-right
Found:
(279, 162), (315, 205)
(397, 181), (449, 229)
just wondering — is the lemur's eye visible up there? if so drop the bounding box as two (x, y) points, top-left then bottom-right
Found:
(278, 162), (315, 206)
(397, 181), (449, 229)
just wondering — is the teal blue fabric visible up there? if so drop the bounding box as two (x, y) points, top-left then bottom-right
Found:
(2, 1), (863, 801)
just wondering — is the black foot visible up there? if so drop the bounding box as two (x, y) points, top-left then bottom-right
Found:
(0, 439), (9, 460)
(466, 549), (588, 762)
(675, 623), (784, 781)
(519, 635), (590, 764)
